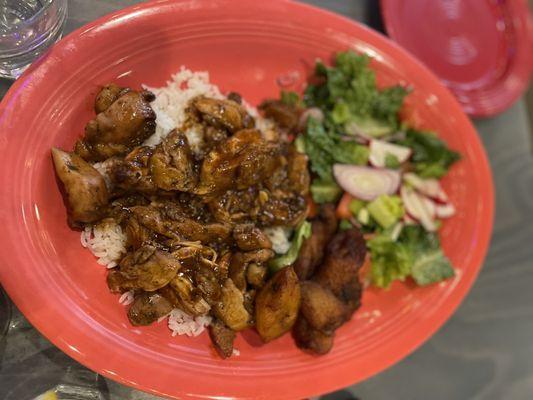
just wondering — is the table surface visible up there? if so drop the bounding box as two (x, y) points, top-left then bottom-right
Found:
(1, 1), (532, 399)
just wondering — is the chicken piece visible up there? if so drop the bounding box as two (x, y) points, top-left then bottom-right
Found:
(169, 275), (211, 316)
(106, 269), (132, 293)
(233, 224), (272, 251)
(195, 129), (259, 195)
(192, 263), (223, 305)
(255, 266), (301, 342)
(131, 204), (232, 243)
(313, 228), (366, 312)
(300, 281), (348, 333)
(217, 252), (232, 278)
(158, 284), (182, 308)
(149, 130), (197, 192)
(75, 88), (156, 161)
(203, 125), (229, 154)
(226, 92), (242, 104)
(236, 141), (281, 190)
(112, 146), (156, 193)
(104, 193), (150, 225)
(286, 147), (310, 197)
(242, 289), (256, 317)
(94, 84), (129, 114)
(196, 129), (280, 196)
(127, 292), (173, 326)
(258, 192), (307, 227)
(213, 279), (250, 331)
(115, 245), (181, 292)
(229, 249), (275, 291)
(208, 319), (236, 359)
(294, 204), (338, 280)
(246, 263), (267, 288)
(192, 96), (254, 133)
(124, 216), (154, 249)
(259, 99), (302, 131)
(207, 186), (306, 227)
(207, 188), (261, 225)
(293, 316), (334, 355)
(51, 148), (109, 225)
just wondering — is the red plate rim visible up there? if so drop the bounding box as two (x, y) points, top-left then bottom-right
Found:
(380, 0), (533, 117)
(0, 1), (495, 398)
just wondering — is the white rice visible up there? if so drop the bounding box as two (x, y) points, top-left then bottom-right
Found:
(81, 219), (127, 268)
(142, 67), (224, 152)
(118, 290), (135, 306)
(167, 308), (211, 337)
(83, 67), (275, 340)
(264, 227), (292, 255)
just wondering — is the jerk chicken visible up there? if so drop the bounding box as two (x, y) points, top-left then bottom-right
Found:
(52, 84), (366, 358)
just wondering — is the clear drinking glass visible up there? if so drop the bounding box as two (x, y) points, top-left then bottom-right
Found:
(0, 0), (67, 79)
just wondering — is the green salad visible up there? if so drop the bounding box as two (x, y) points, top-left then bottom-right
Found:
(290, 50), (460, 289)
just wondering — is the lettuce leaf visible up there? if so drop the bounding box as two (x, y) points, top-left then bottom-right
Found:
(269, 221), (312, 272)
(368, 234), (412, 288)
(368, 225), (455, 288)
(304, 117), (369, 181)
(398, 129), (460, 178)
(401, 225), (455, 285)
(304, 50), (408, 134)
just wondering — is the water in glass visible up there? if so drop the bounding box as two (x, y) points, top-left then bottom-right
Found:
(0, 0), (67, 79)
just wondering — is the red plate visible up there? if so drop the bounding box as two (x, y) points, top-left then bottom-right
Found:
(381, 0), (533, 117)
(0, 1), (494, 399)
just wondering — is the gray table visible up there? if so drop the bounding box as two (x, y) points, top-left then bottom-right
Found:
(1, 1), (532, 399)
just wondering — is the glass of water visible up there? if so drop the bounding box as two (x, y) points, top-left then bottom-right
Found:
(0, 0), (67, 79)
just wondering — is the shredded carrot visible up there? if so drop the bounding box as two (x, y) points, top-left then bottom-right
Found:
(306, 195), (318, 218)
(336, 192), (353, 219)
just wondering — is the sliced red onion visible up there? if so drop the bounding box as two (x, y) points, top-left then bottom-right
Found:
(435, 203), (456, 218)
(368, 139), (412, 168)
(403, 172), (448, 203)
(333, 164), (401, 201)
(401, 186), (437, 232)
(298, 107), (324, 130)
(403, 213), (418, 225)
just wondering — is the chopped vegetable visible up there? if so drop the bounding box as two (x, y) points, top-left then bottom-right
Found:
(304, 50), (408, 136)
(280, 90), (301, 107)
(369, 139), (412, 168)
(403, 172), (448, 203)
(390, 222), (404, 241)
(435, 203), (456, 218)
(339, 219), (353, 231)
(400, 186), (437, 232)
(357, 208), (370, 225)
(385, 153), (401, 169)
(269, 221), (312, 272)
(367, 194), (404, 229)
(333, 164), (401, 201)
(336, 192), (355, 219)
(397, 129), (460, 178)
(294, 135), (306, 153)
(401, 226), (455, 285)
(310, 179), (343, 204)
(367, 233), (412, 288)
(298, 107), (324, 129)
(368, 225), (454, 288)
(304, 118), (369, 181)
(348, 198), (366, 216)
(306, 196), (318, 218)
